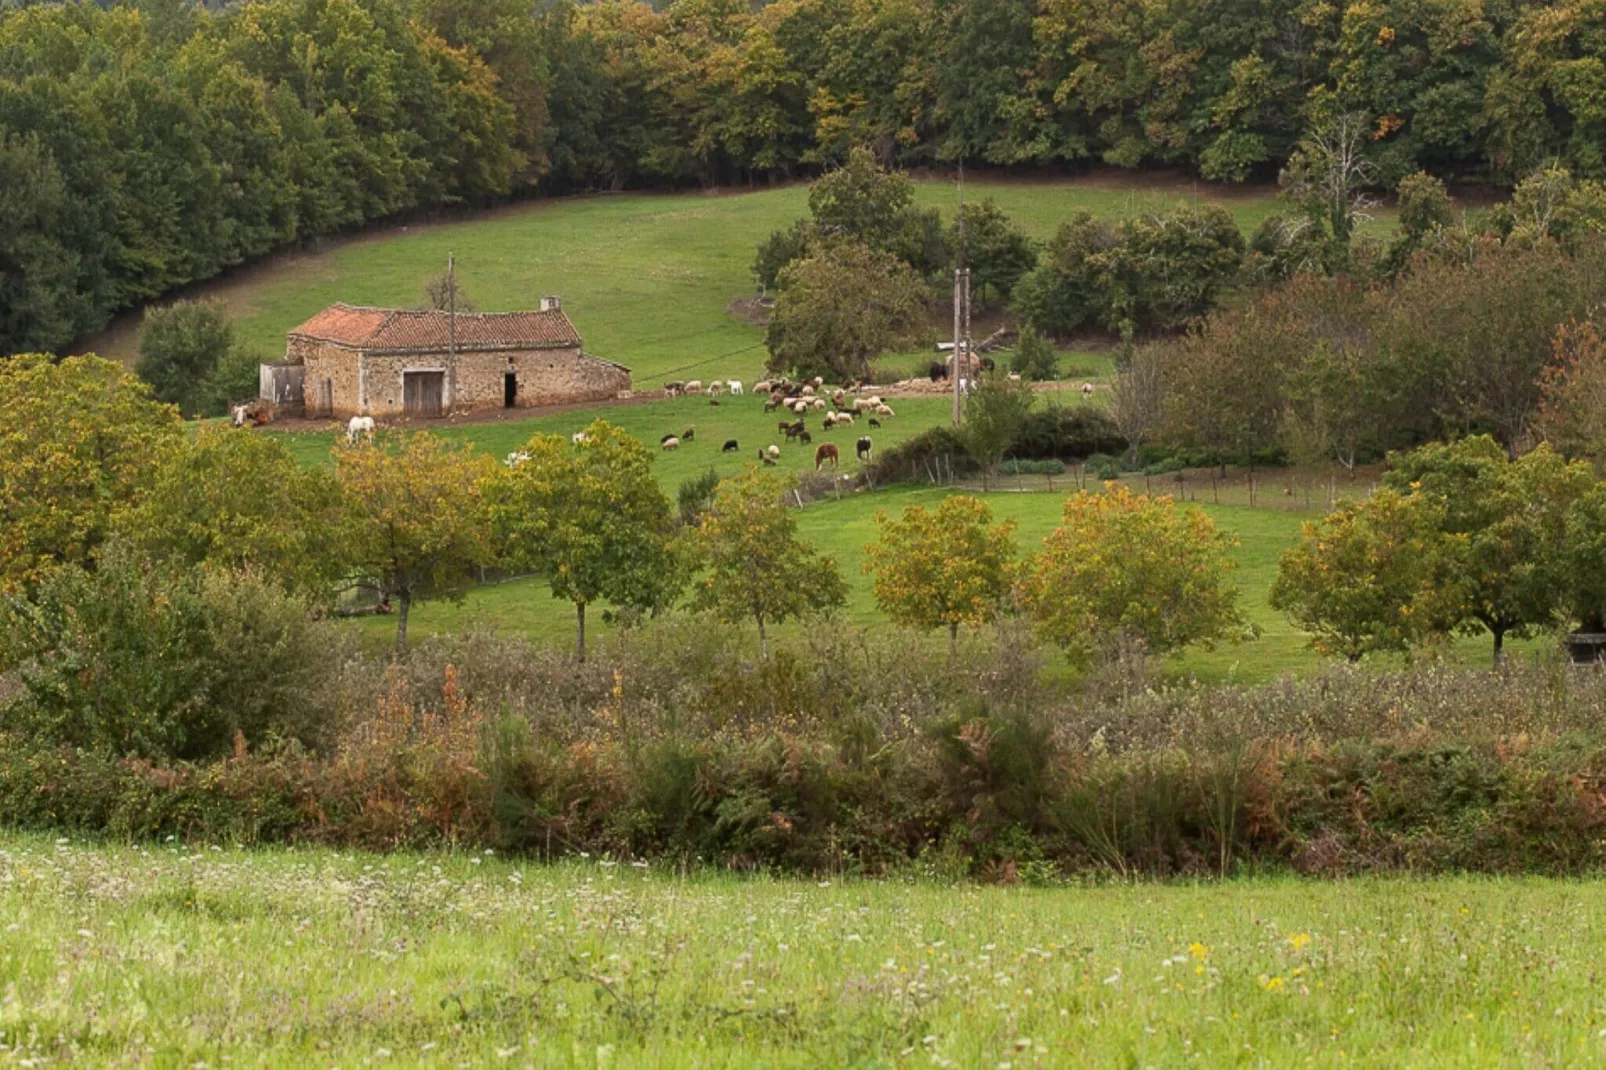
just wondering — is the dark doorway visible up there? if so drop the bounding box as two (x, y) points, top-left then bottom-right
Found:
(504, 371), (517, 408)
(403, 371), (445, 417)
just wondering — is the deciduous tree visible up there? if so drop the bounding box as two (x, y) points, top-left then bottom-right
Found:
(1019, 486), (1246, 664)
(863, 494), (1017, 649)
(765, 239), (927, 381)
(485, 420), (685, 661)
(0, 354), (180, 592)
(1269, 490), (1456, 661)
(334, 433), (496, 653)
(690, 466), (846, 658)
(959, 373), (1035, 489)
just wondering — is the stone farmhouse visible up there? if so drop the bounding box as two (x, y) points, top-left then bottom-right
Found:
(275, 297), (630, 418)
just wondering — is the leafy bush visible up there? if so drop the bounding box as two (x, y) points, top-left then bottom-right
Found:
(1009, 329), (1060, 381)
(0, 543), (343, 761)
(865, 426), (975, 485)
(677, 467), (721, 527)
(1010, 404), (1126, 460)
(136, 301), (247, 417)
(1000, 458), (1066, 476)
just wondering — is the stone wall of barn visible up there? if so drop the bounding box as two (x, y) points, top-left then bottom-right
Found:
(288, 337), (629, 418)
(296, 339), (362, 417)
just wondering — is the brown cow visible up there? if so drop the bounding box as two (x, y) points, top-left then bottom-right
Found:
(815, 443), (839, 470)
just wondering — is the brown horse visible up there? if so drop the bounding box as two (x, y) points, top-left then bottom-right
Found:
(814, 443), (839, 470)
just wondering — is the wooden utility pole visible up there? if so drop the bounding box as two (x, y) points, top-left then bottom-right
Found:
(952, 161), (965, 428)
(446, 252), (458, 413)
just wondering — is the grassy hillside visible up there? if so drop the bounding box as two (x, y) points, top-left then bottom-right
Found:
(78, 174), (1354, 386)
(6, 834), (1603, 1067)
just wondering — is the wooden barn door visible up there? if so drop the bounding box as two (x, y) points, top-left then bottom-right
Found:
(404, 371), (445, 417)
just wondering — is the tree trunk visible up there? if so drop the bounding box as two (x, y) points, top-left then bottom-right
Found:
(949, 621), (959, 656)
(1491, 625), (1505, 669)
(756, 615), (769, 660)
(576, 601), (587, 663)
(395, 591), (411, 656)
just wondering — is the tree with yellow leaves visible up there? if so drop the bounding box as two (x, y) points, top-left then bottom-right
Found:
(0, 354), (181, 592)
(1018, 485), (1247, 664)
(334, 433), (497, 653)
(863, 494), (1017, 651)
(691, 466), (845, 659)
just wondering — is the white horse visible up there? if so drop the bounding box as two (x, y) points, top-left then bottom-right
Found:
(346, 415), (375, 444)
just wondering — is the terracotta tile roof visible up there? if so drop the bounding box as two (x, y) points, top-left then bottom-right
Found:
(289, 303), (582, 352)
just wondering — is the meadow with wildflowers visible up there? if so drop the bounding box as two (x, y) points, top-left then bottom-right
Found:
(4, 834), (1606, 1067)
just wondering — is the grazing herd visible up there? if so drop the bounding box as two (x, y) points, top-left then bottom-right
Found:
(653, 374), (891, 473)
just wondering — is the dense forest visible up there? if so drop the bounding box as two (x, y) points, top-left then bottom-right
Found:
(5, 0), (1606, 354)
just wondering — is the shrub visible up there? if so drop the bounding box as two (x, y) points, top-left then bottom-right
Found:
(677, 467), (721, 527)
(1009, 329), (1059, 381)
(136, 300), (244, 417)
(999, 458), (1066, 476)
(1010, 404), (1126, 460)
(0, 543), (343, 761)
(865, 426), (974, 485)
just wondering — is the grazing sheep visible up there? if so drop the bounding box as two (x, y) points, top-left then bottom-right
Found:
(856, 436), (872, 462)
(814, 442), (839, 470)
(759, 448), (776, 466)
(708, 380), (724, 396)
(346, 416), (375, 444)
(685, 380), (703, 394)
(572, 431), (591, 445)
(868, 417), (881, 428)
(682, 426), (695, 441)
(783, 420), (805, 440)
(811, 397), (828, 411)
(766, 444), (781, 460)
(874, 404), (894, 417)
(865, 396), (882, 407)
(663, 380), (685, 397)
(811, 376), (824, 388)
(660, 433), (678, 445)
(852, 398), (873, 413)
(792, 400), (810, 415)
(764, 396), (782, 412)
(754, 380), (773, 394)
(928, 362), (948, 382)
(1081, 382), (1094, 396)
(728, 380), (744, 396)
(505, 450), (530, 467)
(722, 439), (739, 453)
(231, 404), (250, 428)
(801, 384), (815, 397)
(661, 436), (680, 451)
(834, 411), (854, 426)
(799, 430), (813, 444)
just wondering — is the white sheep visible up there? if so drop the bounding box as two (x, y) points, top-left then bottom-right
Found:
(230, 404), (249, 428)
(801, 384), (815, 397)
(728, 380), (744, 396)
(811, 397), (827, 411)
(346, 415), (375, 444)
(685, 380), (703, 394)
(874, 404), (894, 417)
(754, 379), (773, 394)
(792, 400), (810, 415)
(1081, 382), (1094, 396)
(765, 444), (781, 460)
(571, 431), (590, 445)
(661, 436), (681, 451)
(505, 450), (530, 467)
(834, 411), (854, 426)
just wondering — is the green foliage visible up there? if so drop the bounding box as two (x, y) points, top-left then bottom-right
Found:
(0, 542), (337, 761)
(1382, 436), (1595, 661)
(1396, 171), (1453, 240)
(677, 467), (722, 528)
(1564, 485), (1606, 632)
(1013, 206), (1244, 337)
(690, 466), (846, 657)
(120, 427), (347, 602)
(1019, 486), (1247, 664)
(753, 218), (814, 292)
(1008, 404), (1126, 460)
(1270, 490), (1457, 661)
(334, 433), (497, 652)
(137, 301), (238, 417)
(0, 354), (181, 592)
(1538, 320), (1606, 466)
(959, 374), (1035, 489)
(484, 420), (685, 659)
(765, 240), (928, 381)
(1008, 328), (1058, 381)
(950, 199), (1037, 302)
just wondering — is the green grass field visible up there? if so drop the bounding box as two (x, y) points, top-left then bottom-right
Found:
(4, 833), (1602, 1067)
(78, 173), (1384, 387)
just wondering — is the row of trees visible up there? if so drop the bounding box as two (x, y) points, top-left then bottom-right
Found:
(16, 0), (1606, 355)
(0, 353), (1249, 668)
(1271, 437), (1606, 663)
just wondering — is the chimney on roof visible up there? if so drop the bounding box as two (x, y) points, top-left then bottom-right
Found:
(540, 295), (561, 313)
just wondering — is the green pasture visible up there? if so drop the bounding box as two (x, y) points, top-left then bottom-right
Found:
(3, 833), (1603, 1067)
(80, 174), (1381, 386)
